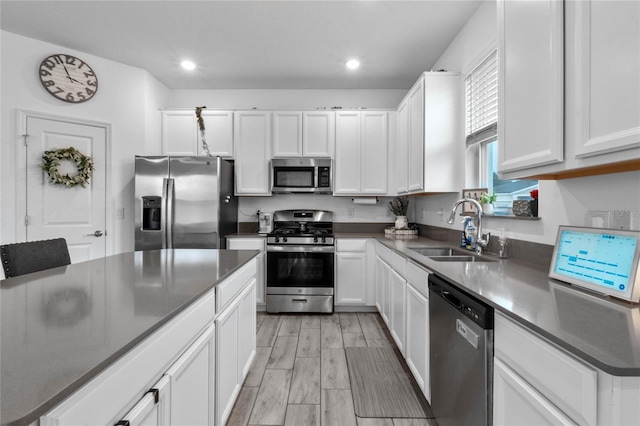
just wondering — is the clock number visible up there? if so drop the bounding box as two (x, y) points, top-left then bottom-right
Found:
(52, 87), (64, 95)
(87, 80), (97, 87)
(42, 59), (56, 71)
(65, 56), (76, 65)
(40, 69), (52, 77)
(86, 88), (95, 96)
(66, 93), (75, 102)
(83, 71), (95, 78)
(43, 80), (55, 87)
(77, 92), (86, 101)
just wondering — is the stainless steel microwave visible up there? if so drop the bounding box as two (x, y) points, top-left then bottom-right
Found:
(271, 158), (332, 194)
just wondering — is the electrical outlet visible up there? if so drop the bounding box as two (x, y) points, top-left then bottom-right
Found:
(421, 208), (426, 220)
(348, 208), (354, 218)
(115, 208), (124, 219)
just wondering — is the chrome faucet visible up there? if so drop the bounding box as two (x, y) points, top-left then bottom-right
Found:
(448, 198), (490, 255)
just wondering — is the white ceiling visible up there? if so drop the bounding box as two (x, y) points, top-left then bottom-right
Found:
(1, 0), (482, 90)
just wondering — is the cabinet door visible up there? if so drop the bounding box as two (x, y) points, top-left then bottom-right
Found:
(200, 110), (234, 158)
(336, 251), (367, 305)
(361, 112), (388, 194)
(118, 376), (170, 426)
(494, 358), (576, 426)
(406, 283), (430, 402)
(235, 111), (271, 195)
(162, 110), (198, 155)
(272, 111), (303, 157)
(216, 297), (240, 426)
(334, 111), (361, 194)
(238, 279), (257, 382)
(389, 268), (406, 354)
(396, 100), (409, 194)
(407, 78), (425, 192)
(375, 256), (391, 326)
(303, 111), (335, 157)
(571, 0), (640, 158)
(165, 322), (215, 426)
(497, 0), (564, 173)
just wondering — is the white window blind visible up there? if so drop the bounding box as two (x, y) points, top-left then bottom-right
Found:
(465, 50), (498, 145)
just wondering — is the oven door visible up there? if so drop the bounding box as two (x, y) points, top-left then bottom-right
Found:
(266, 245), (334, 294)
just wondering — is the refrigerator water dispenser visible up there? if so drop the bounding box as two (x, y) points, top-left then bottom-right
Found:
(142, 196), (162, 230)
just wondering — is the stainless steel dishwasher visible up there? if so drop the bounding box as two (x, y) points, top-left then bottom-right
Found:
(429, 274), (494, 426)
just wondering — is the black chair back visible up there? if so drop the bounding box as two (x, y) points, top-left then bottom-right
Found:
(1, 238), (71, 278)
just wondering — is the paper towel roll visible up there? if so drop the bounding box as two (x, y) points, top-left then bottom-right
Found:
(352, 197), (378, 205)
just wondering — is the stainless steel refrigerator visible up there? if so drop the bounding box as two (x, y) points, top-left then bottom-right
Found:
(134, 156), (238, 251)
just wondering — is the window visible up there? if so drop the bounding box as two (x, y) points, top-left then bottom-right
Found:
(465, 49), (537, 215)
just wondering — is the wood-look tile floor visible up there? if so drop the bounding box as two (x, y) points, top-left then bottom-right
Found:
(226, 312), (438, 426)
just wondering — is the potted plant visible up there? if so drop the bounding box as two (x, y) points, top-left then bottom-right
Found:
(388, 196), (409, 229)
(479, 192), (497, 215)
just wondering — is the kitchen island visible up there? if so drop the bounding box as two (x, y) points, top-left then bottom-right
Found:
(1, 249), (259, 426)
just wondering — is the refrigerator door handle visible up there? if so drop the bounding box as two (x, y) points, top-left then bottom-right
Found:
(165, 178), (175, 249)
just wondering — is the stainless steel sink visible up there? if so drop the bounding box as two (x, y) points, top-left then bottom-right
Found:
(408, 247), (496, 262)
(428, 255), (495, 262)
(409, 247), (469, 257)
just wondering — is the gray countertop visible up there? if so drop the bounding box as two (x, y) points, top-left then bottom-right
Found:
(1, 249), (258, 426)
(367, 234), (640, 377)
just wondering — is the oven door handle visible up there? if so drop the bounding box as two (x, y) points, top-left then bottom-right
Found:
(267, 245), (335, 253)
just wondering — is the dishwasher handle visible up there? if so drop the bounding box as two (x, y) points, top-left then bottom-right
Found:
(441, 290), (462, 309)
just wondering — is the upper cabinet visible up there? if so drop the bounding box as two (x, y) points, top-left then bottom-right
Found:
(334, 111), (388, 195)
(499, 0), (640, 180)
(161, 110), (234, 158)
(396, 72), (462, 194)
(272, 111), (335, 158)
(234, 111), (272, 196)
(497, 0), (564, 174)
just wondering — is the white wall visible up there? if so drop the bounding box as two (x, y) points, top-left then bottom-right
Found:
(412, 0), (640, 245)
(0, 31), (170, 254)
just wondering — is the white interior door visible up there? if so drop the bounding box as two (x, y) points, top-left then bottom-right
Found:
(25, 116), (107, 263)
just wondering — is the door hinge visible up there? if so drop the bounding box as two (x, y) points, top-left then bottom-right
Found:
(24, 215), (29, 227)
(22, 134), (29, 146)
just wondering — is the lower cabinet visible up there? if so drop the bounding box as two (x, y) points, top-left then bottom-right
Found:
(494, 358), (575, 425)
(165, 323), (216, 426)
(405, 282), (430, 402)
(216, 279), (256, 426)
(389, 268), (406, 354)
(227, 237), (266, 306)
(375, 255), (391, 326)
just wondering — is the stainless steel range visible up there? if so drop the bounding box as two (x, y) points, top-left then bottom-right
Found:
(266, 210), (334, 313)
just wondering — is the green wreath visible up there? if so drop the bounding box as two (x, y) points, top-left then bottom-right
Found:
(41, 147), (94, 188)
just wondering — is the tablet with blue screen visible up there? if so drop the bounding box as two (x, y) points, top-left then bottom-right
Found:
(549, 226), (640, 303)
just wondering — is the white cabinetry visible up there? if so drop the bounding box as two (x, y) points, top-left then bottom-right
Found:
(216, 279), (256, 426)
(272, 111), (335, 158)
(494, 313), (597, 425)
(404, 261), (431, 402)
(375, 255), (391, 326)
(272, 111), (303, 157)
(389, 268), (406, 354)
(499, 0), (639, 179)
(118, 376), (171, 426)
(165, 323), (216, 426)
(334, 111), (388, 195)
(395, 73), (462, 194)
(235, 111), (271, 195)
(335, 239), (368, 306)
(497, 0), (564, 174)
(161, 110), (234, 157)
(227, 237), (266, 306)
(303, 111), (335, 158)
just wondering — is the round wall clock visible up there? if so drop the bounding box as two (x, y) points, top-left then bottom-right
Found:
(39, 54), (98, 103)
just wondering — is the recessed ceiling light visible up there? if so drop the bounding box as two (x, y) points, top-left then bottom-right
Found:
(346, 59), (360, 70)
(181, 60), (196, 70)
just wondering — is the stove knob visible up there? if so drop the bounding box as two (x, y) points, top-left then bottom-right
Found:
(321, 237), (326, 243)
(314, 237), (318, 243)
(283, 237), (288, 243)
(275, 236), (280, 243)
